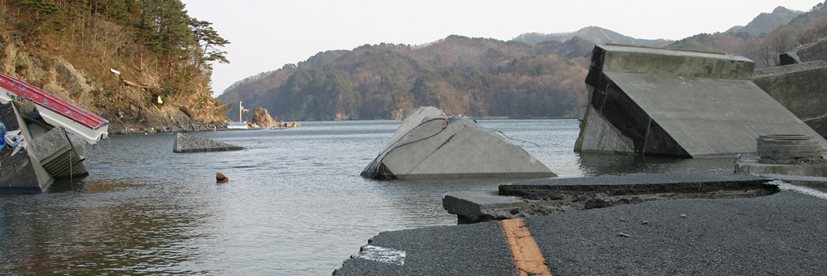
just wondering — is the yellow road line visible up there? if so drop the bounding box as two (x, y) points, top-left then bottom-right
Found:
(500, 218), (553, 276)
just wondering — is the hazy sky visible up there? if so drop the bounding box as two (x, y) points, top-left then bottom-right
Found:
(181, 0), (821, 97)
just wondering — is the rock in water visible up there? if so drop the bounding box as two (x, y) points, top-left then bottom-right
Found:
(173, 133), (244, 153)
(252, 107), (278, 128)
(216, 172), (229, 183)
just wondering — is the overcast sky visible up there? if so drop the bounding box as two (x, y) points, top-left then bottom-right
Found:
(181, 0), (821, 97)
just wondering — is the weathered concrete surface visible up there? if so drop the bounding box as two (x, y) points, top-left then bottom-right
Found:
(442, 191), (527, 223)
(780, 37), (827, 65)
(172, 133), (244, 153)
(735, 154), (827, 177)
(337, 191), (827, 275)
(28, 126), (88, 178)
(1, 103), (34, 190)
(0, 151), (42, 193)
(576, 44), (827, 157)
(381, 106), (444, 150)
(361, 106), (555, 180)
(0, 103), (45, 192)
(444, 173), (775, 223)
(753, 61), (827, 138)
(573, 105), (635, 154)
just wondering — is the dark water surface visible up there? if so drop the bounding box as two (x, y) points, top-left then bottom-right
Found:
(0, 120), (733, 274)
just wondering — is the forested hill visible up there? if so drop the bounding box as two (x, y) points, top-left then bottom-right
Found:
(670, 3), (826, 68)
(220, 3), (827, 122)
(220, 36), (592, 121)
(513, 26), (671, 47)
(0, 0), (229, 133)
(726, 6), (803, 36)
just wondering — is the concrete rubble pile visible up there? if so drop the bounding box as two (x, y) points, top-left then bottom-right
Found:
(575, 44), (827, 157)
(361, 106), (555, 180)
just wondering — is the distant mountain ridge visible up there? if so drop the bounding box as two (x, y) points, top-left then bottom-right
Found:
(726, 6), (803, 36)
(670, 3), (825, 68)
(512, 26), (672, 47)
(219, 36), (591, 121)
(220, 4), (827, 121)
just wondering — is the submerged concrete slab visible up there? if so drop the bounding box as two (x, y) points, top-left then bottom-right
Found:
(361, 106), (555, 180)
(753, 61), (827, 138)
(172, 133), (243, 153)
(576, 44), (827, 157)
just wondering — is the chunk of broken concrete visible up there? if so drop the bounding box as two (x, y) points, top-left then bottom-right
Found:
(574, 44), (827, 157)
(173, 133), (244, 153)
(361, 106), (555, 180)
(780, 37), (827, 65)
(753, 61), (827, 138)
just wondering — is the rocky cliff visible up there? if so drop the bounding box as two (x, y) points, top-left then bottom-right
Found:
(0, 0), (228, 134)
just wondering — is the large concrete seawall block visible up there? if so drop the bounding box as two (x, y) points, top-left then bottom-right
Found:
(576, 44), (827, 157)
(362, 106), (555, 180)
(754, 61), (827, 138)
(780, 37), (827, 65)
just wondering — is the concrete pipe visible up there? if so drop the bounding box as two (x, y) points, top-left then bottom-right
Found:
(757, 134), (822, 164)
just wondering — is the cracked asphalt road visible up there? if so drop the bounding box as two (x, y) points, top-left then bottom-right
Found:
(335, 190), (827, 275)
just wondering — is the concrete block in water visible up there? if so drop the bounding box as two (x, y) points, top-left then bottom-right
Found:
(173, 133), (243, 153)
(361, 106), (555, 180)
(753, 61), (827, 138)
(575, 44), (827, 157)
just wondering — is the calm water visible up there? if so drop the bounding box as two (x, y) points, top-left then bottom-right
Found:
(0, 120), (734, 274)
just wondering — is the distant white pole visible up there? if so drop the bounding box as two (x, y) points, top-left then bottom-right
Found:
(239, 101), (243, 123)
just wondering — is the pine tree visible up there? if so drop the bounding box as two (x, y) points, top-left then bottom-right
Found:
(190, 17), (230, 71)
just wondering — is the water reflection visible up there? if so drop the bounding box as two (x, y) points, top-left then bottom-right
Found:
(0, 120), (741, 274)
(0, 182), (214, 274)
(577, 153), (735, 176)
(374, 178), (516, 228)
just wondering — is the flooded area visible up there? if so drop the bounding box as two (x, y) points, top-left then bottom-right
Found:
(0, 120), (734, 274)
